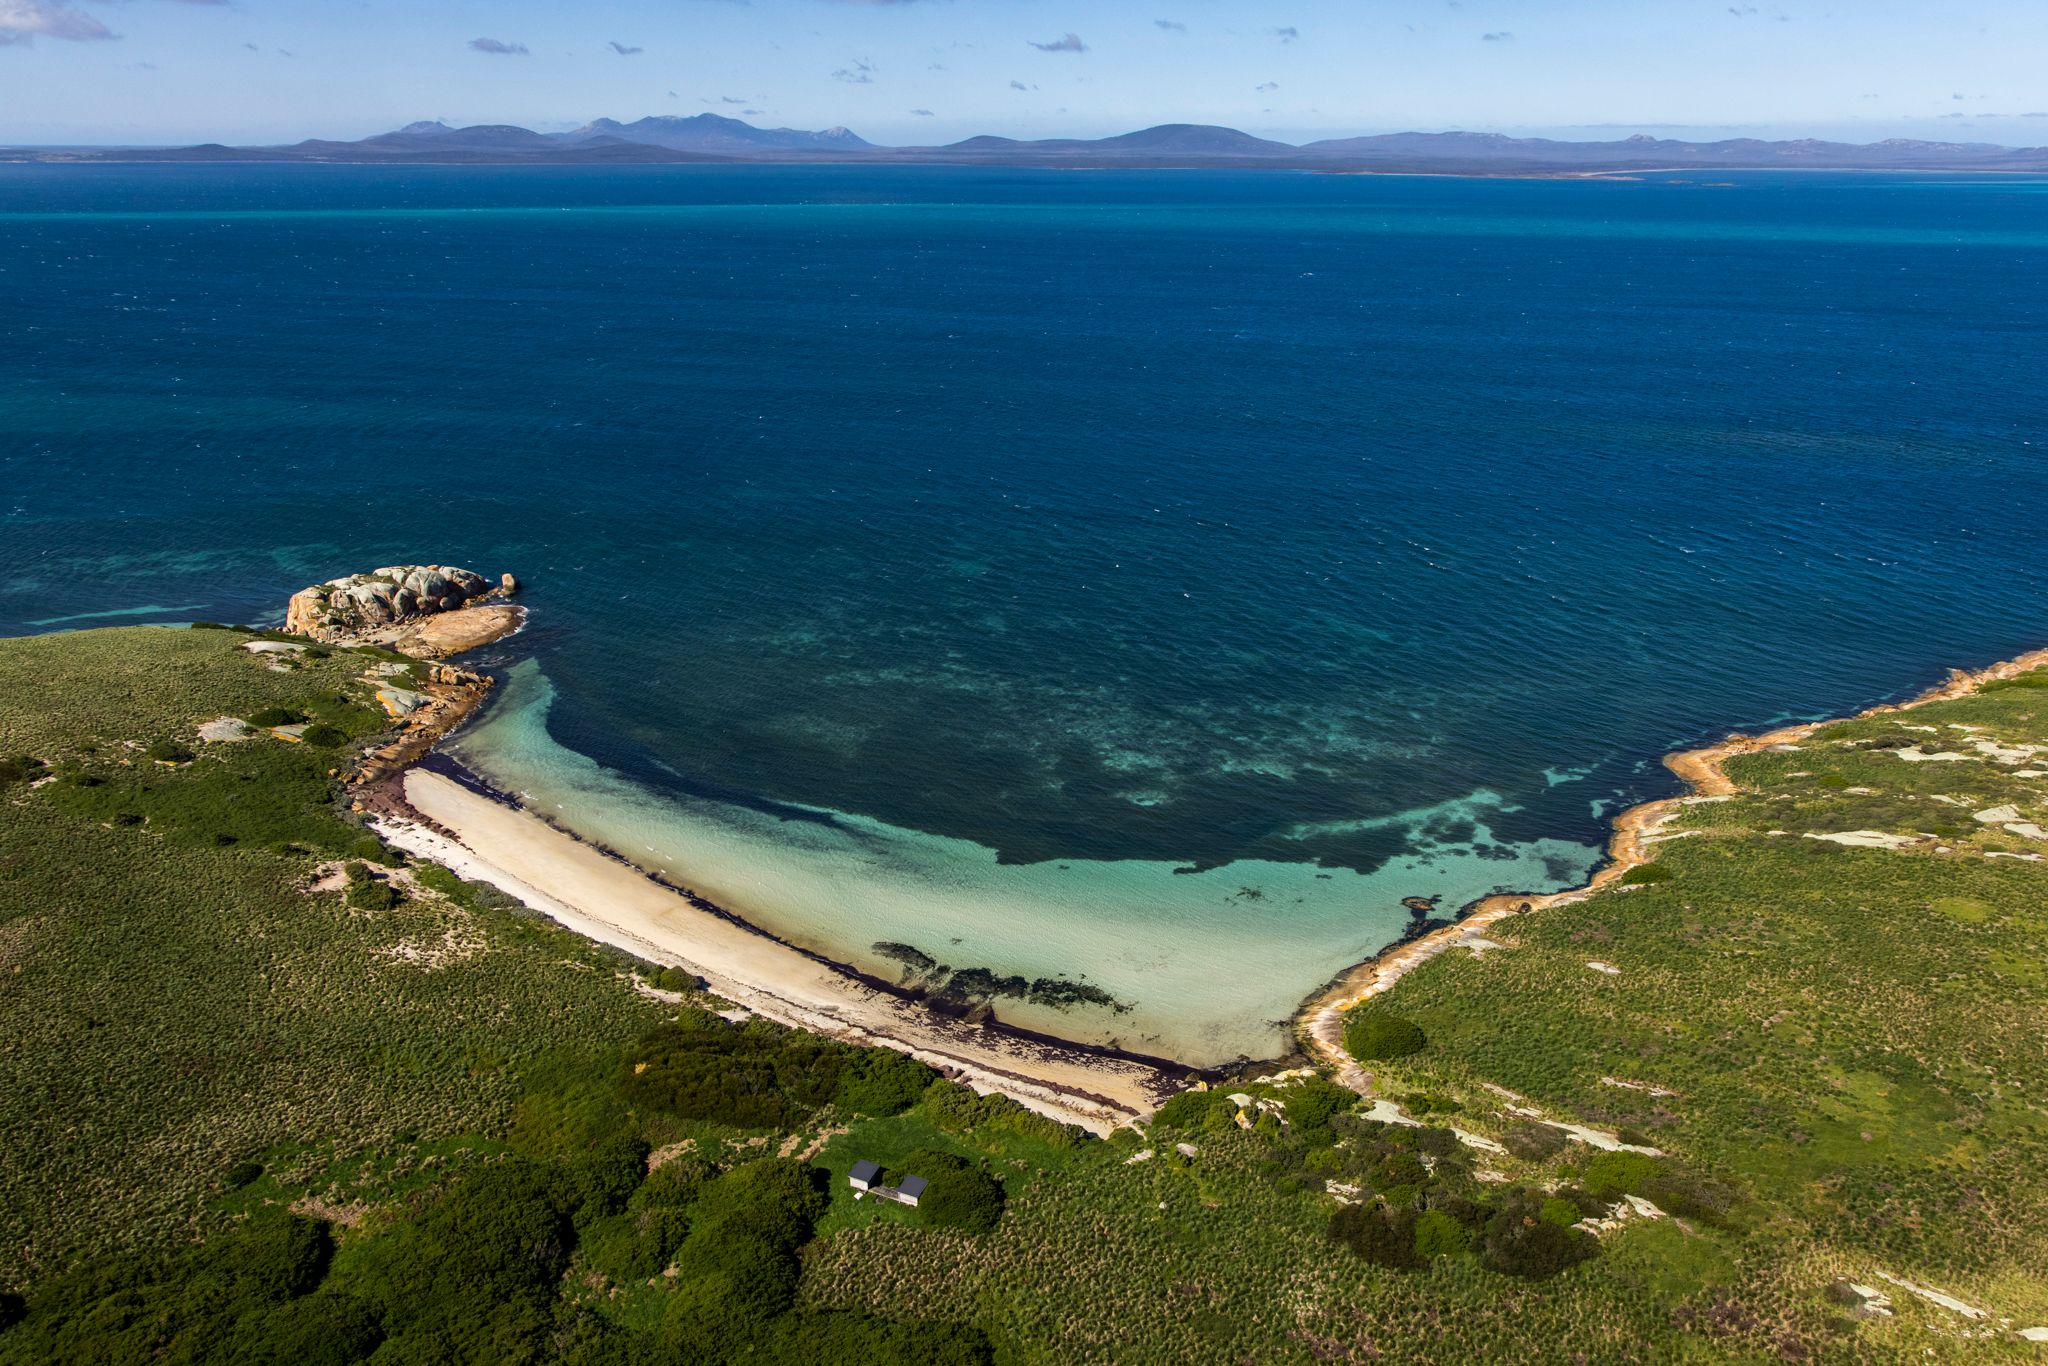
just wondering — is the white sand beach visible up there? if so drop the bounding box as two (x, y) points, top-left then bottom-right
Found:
(375, 768), (1178, 1134)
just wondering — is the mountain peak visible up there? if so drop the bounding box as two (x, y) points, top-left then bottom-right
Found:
(555, 113), (871, 153)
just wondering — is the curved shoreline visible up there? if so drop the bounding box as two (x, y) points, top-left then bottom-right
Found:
(373, 767), (1190, 1133)
(1296, 643), (2048, 1080)
(406, 753), (1213, 1086)
(359, 599), (2048, 1122)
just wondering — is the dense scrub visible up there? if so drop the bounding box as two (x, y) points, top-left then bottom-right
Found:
(621, 1008), (938, 1129)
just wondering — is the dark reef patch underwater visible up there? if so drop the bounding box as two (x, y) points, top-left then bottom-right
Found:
(3, 164), (2044, 1058)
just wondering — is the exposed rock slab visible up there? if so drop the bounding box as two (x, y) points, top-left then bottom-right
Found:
(283, 564), (523, 659)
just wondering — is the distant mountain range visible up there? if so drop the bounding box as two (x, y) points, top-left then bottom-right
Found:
(9, 117), (2046, 173)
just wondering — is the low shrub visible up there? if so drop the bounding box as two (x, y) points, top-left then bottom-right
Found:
(1279, 1077), (1359, 1143)
(1581, 1151), (1662, 1200)
(923, 1080), (1086, 1149)
(1329, 1202), (1420, 1270)
(245, 708), (306, 728)
(1478, 1189), (1598, 1280)
(297, 724), (347, 749)
(1342, 1010), (1426, 1062)
(1151, 1088), (1223, 1130)
(1641, 1172), (1741, 1227)
(145, 740), (195, 764)
(0, 755), (44, 788)
(1620, 863), (1673, 885)
(770, 1313), (994, 1366)
(342, 863), (397, 912)
(894, 1149), (1005, 1234)
(1412, 1209), (1469, 1259)
(834, 1048), (938, 1117)
(1501, 1122), (1568, 1162)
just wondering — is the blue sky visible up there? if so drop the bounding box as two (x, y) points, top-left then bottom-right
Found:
(4, 0), (2047, 147)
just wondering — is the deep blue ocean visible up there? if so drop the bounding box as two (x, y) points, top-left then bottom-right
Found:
(4, 165), (2044, 1060)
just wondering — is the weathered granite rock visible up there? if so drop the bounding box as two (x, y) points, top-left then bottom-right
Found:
(284, 564), (519, 658)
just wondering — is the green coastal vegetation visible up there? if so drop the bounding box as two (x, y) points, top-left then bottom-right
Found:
(2, 624), (2045, 1362)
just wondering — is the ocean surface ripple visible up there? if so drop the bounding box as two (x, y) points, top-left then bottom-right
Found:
(4, 165), (2044, 1059)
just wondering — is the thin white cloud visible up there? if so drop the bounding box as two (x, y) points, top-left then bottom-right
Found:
(1154, 18), (1185, 32)
(0, 0), (116, 44)
(469, 37), (528, 55)
(1, 0), (230, 45)
(1030, 32), (1086, 53)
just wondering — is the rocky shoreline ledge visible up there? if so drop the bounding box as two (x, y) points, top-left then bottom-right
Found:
(274, 564), (524, 789)
(285, 564), (525, 660)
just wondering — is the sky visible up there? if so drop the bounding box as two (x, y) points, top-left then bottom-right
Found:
(4, 0), (2047, 148)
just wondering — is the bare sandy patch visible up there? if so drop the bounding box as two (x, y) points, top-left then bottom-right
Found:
(198, 716), (255, 742)
(1804, 830), (1921, 850)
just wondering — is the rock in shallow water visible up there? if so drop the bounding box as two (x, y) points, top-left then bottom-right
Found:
(283, 563), (519, 658)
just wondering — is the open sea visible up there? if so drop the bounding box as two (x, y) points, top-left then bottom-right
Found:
(3, 164), (2045, 1062)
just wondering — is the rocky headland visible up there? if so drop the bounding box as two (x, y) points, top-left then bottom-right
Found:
(284, 565), (524, 659)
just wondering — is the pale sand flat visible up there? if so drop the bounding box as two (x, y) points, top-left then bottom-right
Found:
(381, 769), (1171, 1133)
(1803, 830), (1920, 850)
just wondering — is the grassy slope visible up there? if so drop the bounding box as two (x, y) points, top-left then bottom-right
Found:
(0, 627), (670, 1282)
(803, 679), (2048, 1362)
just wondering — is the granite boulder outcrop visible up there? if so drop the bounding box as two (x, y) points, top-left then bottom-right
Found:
(284, 565), (523, 658)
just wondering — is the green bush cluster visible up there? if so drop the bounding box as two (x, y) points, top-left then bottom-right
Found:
(891, 1148), (1006, 1234)
(0, 1210), (335, 1364)
(1476, 1188), (1600, 1280)
(1328, 1200), (1419, 1269)
(922, 1080), (1089, 1150)
(1342, 1010), (1427, 1062)
(0, 755), (44, 788)
(342, 862), (398, 912)
(621, 1011), (939, 1129)
(1581, 1151), (1662, 1201)
(1, 1150), (990, 1366)
(652, 965), (699, 993)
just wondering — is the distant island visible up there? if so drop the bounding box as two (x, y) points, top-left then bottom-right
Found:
(9, 114), (2047, 174)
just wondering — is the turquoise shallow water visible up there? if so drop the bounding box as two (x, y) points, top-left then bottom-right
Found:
(3, 165), (2045, 1060)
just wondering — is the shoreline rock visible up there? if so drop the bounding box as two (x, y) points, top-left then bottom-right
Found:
(284, 564), (524, 659)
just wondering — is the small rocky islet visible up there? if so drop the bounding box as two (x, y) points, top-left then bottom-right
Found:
(284, 564), (523, 659)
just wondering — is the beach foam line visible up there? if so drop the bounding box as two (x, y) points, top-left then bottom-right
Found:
(379, 767), (1179, 1133)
